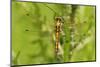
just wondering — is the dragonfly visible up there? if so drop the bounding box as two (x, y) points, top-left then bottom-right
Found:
(43, 4), (66, 62)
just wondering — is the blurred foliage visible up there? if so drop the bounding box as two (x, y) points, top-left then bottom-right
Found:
(12, 1), (96, 66)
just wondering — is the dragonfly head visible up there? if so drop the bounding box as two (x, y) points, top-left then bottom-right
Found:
(55, 17), (64, 24)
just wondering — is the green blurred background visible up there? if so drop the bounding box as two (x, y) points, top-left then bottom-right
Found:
(12, 1), (96, 66)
